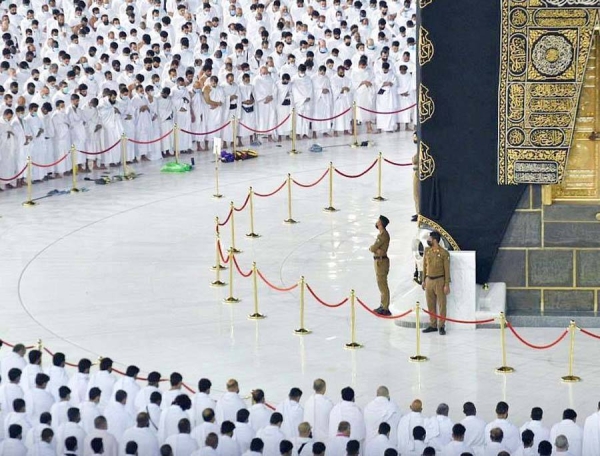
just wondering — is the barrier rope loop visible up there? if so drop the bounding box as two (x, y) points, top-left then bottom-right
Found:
(506, 321), (569, 350)
(128, 129), (173, 145)
(334, 159), (378, 179)
(421, 308), (496, 325)
(383, 157), (412, 167)
(79, 139), (121, 156)
(358, 103), (417, 115)
(32, 152), (70, 168)
(180, 121), (230, 136)
(217, 240), (229, 264)
(0, 164), (28, 182)
(218, 209), (234, 227)
(292, 168), (329, 188)
(254, 180), (287, 198)
(239, 114), (291, 134)
(579, 327), (600, 340)
(232, 255), (253, 278)
(356, 297), (413, 320)
(297, 106), (352, 122)
(234, 193), (251, 212)
(306, 283), (348, 308)
(256, 269), (299, 292)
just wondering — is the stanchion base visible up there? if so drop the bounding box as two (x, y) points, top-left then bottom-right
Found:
(246, 233), (261, 238)
(372, 196), (387, 202)
(409, 355), (429, 363)
(213, 194), (224, 199)
(284, 219), (299, 224)
(344, 342), (364, 350)
(231, 248), (242, 254)
(211, 280), (227, 287)
(248, 313), (267, 320)
(223, 297), (241, 304)
(561, 375), (582, 383)
(350, 142), (360, 148)
(289, 149), (302, 155)
(323, 207), (339, 212)
(294, 328), (312, 335)
(22, 200), (37, 207)
(210, 264), (227, 271)
(124, 172), (137, 180)
(71, 188), (80, 194)
(495, 366), (515, 374)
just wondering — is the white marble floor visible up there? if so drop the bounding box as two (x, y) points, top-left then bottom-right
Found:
(1, 131), (599, 427)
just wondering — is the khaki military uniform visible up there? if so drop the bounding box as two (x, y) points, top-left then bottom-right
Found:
(369, 229), (390, 309)
(423, 246), (451, 328)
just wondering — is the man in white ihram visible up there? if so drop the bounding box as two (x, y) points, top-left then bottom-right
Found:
(328, 387), (366, 444)
(256, 412), (285, 456)
(520, 406), (550, 450)
(550, 409), (583, 456)
(276, 387), (304, 440)
(121, 412), (160, 456)
(303, 379), (333, 442)
(460, 402), (486, 456)
(365, 423), (394, 456)
(363, 385), (401, 446)
(582, 401), (600, 456)
(397, 399), (425, 454)
(425, 403), (454, 451)
(484, 401), (520, 453)
(215, 379), (247, 425)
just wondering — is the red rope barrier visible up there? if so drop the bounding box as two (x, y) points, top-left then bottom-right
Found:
(218, 209), (233, 227)
(234, 193), (251, 212)
(334, 159), (378, 179)
(43, 347), (79, 368)
(356, 298), (414, 320)
(254, 180), (287, 198)
(232, 255), (252, 278)
(128, 129), (173, 145)
(358, 103), (417, 115)
(79, 139), (121, 156)
(257, 270), (299, 292)
(421, 308), (496, 325)
(0, 339), (34, 349)
(32, 152), (69, 169)
(506, 322), (568, 350)
(183, 383), (196, 394)
(297, 106), (352, 122)
(383, 158), (412, 167)
(579, 327), (600, 340)
(292, 169), (329, 188)
(217, 240), (229, 264)
(0, 164), (28, 182)
(306, 284), (348, 308)
(180, 122), (230, 136)
(239, 114), (291, 134)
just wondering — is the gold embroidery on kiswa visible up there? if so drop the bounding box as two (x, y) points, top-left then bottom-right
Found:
(497, 0), (597, 185)
(419, 84), (435, 124)
(419, 0), (434, 8)
(417, 215), (460, 251)
(419, 27), (434, 66)
(418, 141), (435, 182)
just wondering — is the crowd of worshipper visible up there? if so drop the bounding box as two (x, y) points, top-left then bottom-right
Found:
(1, 344), (600, 456)
(0, 0), (418, 190)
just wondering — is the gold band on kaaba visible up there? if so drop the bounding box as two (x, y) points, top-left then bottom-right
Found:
(417, 215), (461, 251)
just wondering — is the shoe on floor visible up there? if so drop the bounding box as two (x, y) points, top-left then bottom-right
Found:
(373, 306), (384, 314)
(422, 326), (437, 333)
(411, 214), (418, 222)
(380, 309), (392, 316)
(439, 327), (446, 335)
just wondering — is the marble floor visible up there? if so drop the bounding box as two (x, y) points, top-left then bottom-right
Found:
(1, 131), (599, 427)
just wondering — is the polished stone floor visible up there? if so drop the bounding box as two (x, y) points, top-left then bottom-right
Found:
(1, 131), (599, 426)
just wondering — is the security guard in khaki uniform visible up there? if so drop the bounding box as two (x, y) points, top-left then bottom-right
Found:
(422, 231), (451, 335)
(369, 215), (391, 316)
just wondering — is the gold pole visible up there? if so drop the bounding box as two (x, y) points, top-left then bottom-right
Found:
(37, 339), (43, 352)
(174, 123), (180, 164)
(211, 218), (227, 270)
(223, 248), (241, 303)
(213, 151), (223, 198)
(248, 262), (266, 320)
(323, 162), (338, 212)
(230, 201), (242, 253)
(351, 101), (359, 147)
(495, 312), (515, 373)
(561, 320), (581, 382)
(410, 302), (428, 362)
(22, 156), (36, 207)
(120, 133), (128, 177)
(284, 174), (298, 224)
(294, 276), (311, 334)
(289, 108), (300, 154)
(232, 116), (237, 157)
(345, 290), (363, 349)
(372, 152), (386, 201)
(246, 187), (260, 238)
(70, 144), (80, 193)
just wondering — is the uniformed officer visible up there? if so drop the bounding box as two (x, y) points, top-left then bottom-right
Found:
(422, 231), (451, 335)
(370, 215), (391, 316)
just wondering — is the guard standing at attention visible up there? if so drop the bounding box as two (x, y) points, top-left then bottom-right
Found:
(422, 231), (451, 335)
(370, 215), (391, 316)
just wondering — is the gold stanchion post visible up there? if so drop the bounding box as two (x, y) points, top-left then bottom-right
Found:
(323, 162), (338, 212)
(284, 174), (298, 224)
(223, 248), (241, 303)
(246, 187), (260, 238)
(561, 320), (581, 383)
(409, 302), (428, 362)
(22, 156), (36, 207)
(37, 339), (43, 352)
(345, 290), (363, 349)
(495, 312), (515, 373)
(174, 123), (180, 164)
(351, 101), (359, 147)
(70, 144), (80, 193)
(232, 116), (237, 157)
(294, 277), (311, 334)
(248, 262), (266, 320)
(230, 201), (242, 253)
(211, 219), (227, 272)
(213, 151), (223, 199)
(372, 152), (386, 201)
(289, 108), (300, 155)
